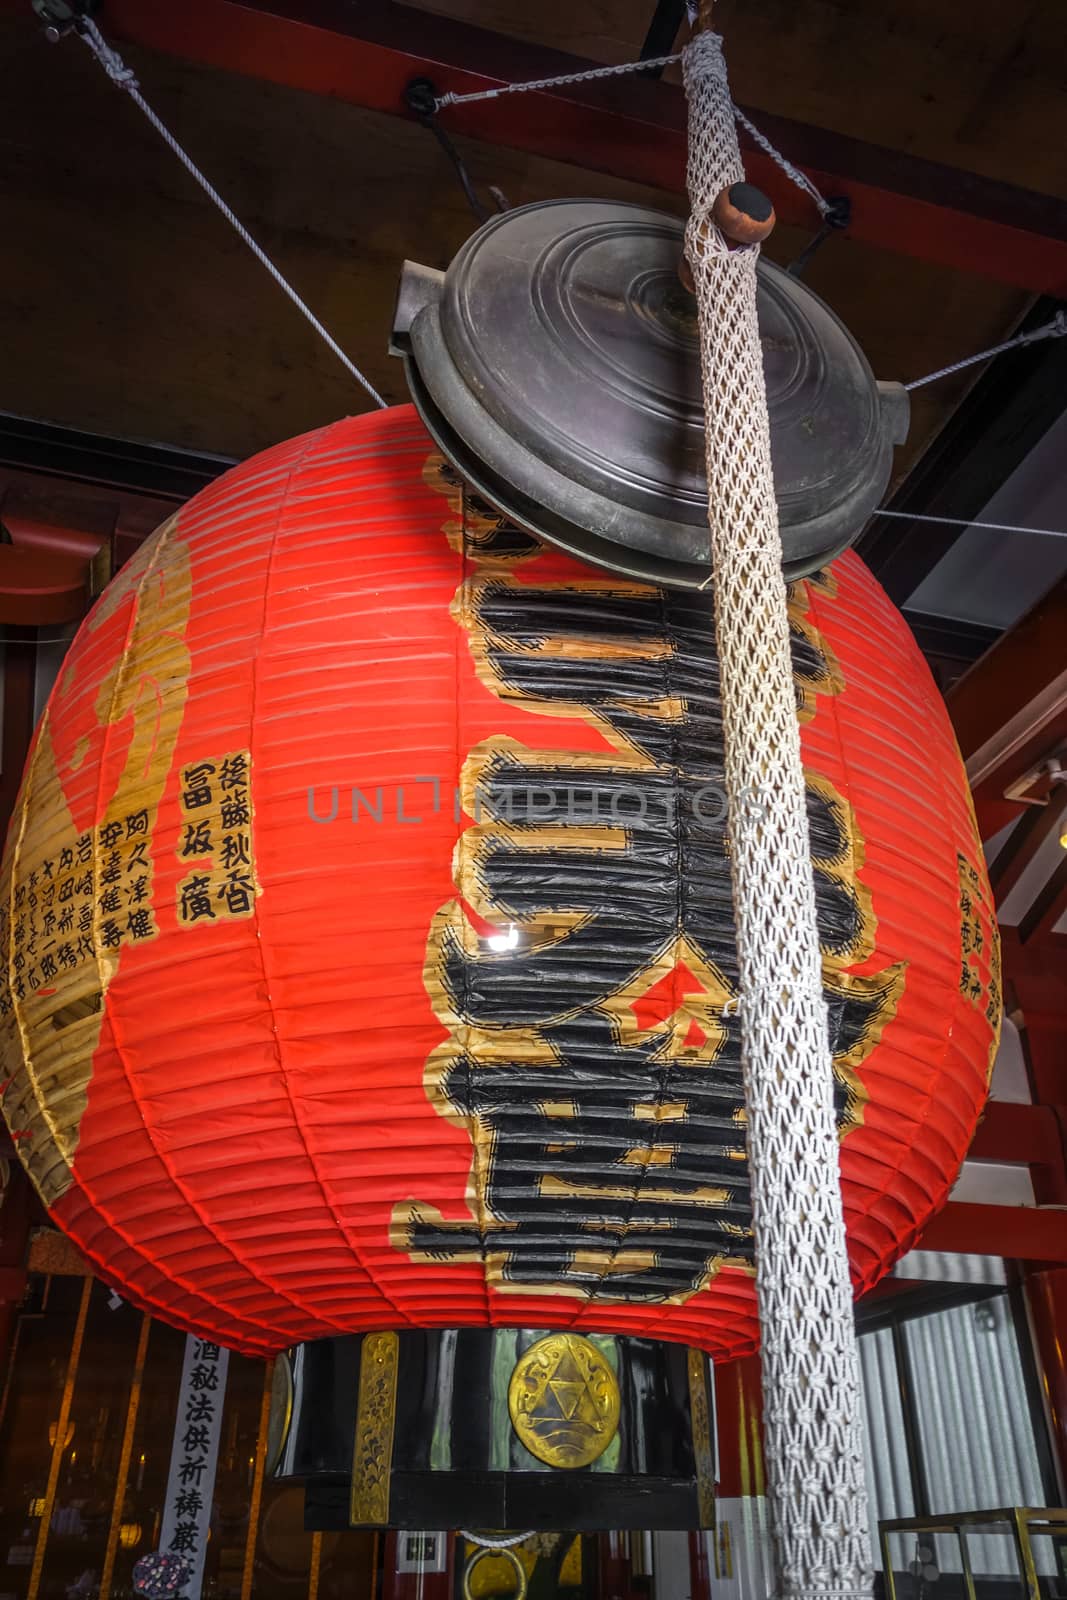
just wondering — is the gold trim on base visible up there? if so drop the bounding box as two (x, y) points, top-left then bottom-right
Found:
(350, 1332), (399, 1527)
(687, 1347), (716, 1530)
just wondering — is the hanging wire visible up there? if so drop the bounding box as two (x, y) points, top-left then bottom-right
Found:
(71, 16), (387, 409)
(432, 53), (684, 109)
(906, 309), (1067, 390)
(433, 50), (832, 218)
(870, 509), (1067, 540)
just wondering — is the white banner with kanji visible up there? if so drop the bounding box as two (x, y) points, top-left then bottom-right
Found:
(158, 1334), (230, 1598)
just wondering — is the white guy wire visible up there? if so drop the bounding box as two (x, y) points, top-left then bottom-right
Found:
(75, 17), (387, 409)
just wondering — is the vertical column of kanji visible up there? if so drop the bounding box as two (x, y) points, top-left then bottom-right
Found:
(681, 27), (873, 1600)
(157, 1335), (231, 1599)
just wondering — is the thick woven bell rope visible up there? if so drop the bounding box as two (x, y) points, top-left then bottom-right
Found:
(682, 31), (874, 1600)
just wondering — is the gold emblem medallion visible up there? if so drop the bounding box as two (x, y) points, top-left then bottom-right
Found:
(507, 1333), (620, 1469)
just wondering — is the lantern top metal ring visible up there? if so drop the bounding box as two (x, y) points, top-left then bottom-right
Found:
(392, 198), (909, 588)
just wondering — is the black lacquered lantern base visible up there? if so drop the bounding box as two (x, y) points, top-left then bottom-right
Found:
(270, 1329), (715, 1532)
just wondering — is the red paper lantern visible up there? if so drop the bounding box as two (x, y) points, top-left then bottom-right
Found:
(0, 406), (1000, 1360)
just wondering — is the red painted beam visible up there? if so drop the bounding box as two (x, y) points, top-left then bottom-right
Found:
(0, 545), (88, 625)
(36, 0), (1067, 295)
(918, 1200), (1067, 1262)
(0, 628), (36, 847)
(970, 1101), (1064, 1168)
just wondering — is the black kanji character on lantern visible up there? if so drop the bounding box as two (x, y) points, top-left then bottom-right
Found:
(182, 763), (216, 811)
(128, 876), (150, 906)
(40, 953), (58, 982)
(99, 887), (122, 916)
(217, 870), (254, 916)
(127, 840), (149, 873)
(189, 1363), (219, 1392)
(168, 1521), (199, 1554)
(125, 809), (149, 838)
(77, 832), (93, 865)
(59, 846), (74, 872)
(58, 907), (75, 934)
(180, 821), (213, 858)
(405, 577), (904, 1302)
(219, 791), (250, 832)
(178, 878), (215, 925)
(100, 920), (122, 950)
(220, 833), (250, 870)
(99, 820), (123, 851)
(127, 909), (154, 941)
(174, 1489), (204, 1520)
(219, 753), (248, 791)
(100, 851), (122, 886)
(42, 858), (55, 881)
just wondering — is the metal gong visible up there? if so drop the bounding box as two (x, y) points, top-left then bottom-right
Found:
(391, 198), (909, 589)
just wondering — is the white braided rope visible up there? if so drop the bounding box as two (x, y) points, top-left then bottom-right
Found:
(682, 31), (873, 1600)
(459, 1531), (534, 1549)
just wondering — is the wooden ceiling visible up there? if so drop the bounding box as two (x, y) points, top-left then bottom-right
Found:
(0, 0), (1062, 470)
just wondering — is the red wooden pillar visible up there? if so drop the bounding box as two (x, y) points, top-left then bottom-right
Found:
(688, 1529), (712, 1598)
(597, 1531), (636, 1600)
(380, 1531), (452, 1600)
(714, 1355), (766, 1502)
(1026, 1268), (1067, 1496)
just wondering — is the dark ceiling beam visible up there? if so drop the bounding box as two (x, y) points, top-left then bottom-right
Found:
(857, 298), (1067, 606)
(639, 0), (686, 70)
(0, 411), (234, 503)
(988, 797), (1067, 908)
(30, 0), (1067, 294)
(1019, 855), (1067, 947)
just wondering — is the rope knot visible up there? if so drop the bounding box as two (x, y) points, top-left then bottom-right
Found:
(79, 17), (140, 89)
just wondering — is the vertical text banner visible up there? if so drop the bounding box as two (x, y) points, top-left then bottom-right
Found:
(159, 1335), (231, 1598)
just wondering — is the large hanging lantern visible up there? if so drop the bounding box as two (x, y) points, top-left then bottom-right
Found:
(0, 402), (999, 1368)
